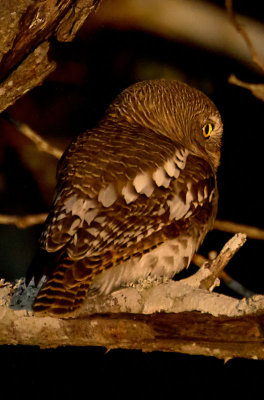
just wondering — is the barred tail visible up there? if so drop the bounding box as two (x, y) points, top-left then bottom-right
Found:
(27, 250), (113, 317)
(33, 266), (91, 317)
(28, 254), (94, 317)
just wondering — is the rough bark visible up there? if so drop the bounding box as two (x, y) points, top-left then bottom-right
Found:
(0, 282), (264, 359)
(0, 0), (101, 113)
(2, 265), (264, 359)
(0, 42), (56, 113)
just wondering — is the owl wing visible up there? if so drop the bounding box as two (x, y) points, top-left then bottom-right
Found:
(28, 127), (216, 314)
(31, 127), (215, 277)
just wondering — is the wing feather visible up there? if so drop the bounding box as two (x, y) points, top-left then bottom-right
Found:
(30, 128), (216, 299)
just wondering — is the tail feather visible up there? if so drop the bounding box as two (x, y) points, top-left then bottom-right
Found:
(33, 280), (91, 316)
(27, 249), (114, 317)
(31, 258), (95, 317)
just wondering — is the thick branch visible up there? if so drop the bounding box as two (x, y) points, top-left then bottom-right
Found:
(0, 0), (101, 80)
(2, 276), (264, 359)
(0, 0), (101, 112)
(1, 233), (262, 359)
(0, 42), (56, 114)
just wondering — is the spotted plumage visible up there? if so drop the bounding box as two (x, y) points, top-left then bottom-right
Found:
(27, 79), (223, 316)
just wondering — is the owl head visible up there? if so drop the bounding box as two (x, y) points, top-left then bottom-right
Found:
(103, 79), (223, 170)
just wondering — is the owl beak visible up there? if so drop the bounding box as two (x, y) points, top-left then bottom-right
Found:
(214, 149), (221, 168)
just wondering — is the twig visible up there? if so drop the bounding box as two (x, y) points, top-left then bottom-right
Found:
(226, 0), (264, 72)
(0, 213), (47, 228)
(192, 252), (255, 298)
(8, 116), (63, 159)
(90, 0), (264, 69)
(199, 233), (247, 290)
(226, 1), (264, 101)
(220, 270), (255, 298)
(225, 0), (264, 101)
(228, 74), (264, 102)
(214, 219), (264, 240)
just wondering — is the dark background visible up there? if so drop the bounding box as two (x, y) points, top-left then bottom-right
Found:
(1, 0), (264, 396)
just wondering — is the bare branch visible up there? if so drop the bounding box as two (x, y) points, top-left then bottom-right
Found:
(9, 118), (63, 159)
(90, 0), (264, 69)
(199, 233), (247, 290)
(192, 252), (255, 298)
(214, 219), (264, 240)
(220, 270), (255, 298)
(228, 74), (264, 102)
(0, 213), (47, 228)
(226, 1), (264, 101)
(226, 0), (264, 72)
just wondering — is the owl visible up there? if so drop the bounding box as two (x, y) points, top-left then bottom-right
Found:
(27, 79), (223, 316)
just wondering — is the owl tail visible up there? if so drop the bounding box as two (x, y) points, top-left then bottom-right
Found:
(27, 251), (92, 317)
(33, 276), (90, 317)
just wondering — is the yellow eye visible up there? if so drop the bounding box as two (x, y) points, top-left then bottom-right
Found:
(202, 123), (214, 138)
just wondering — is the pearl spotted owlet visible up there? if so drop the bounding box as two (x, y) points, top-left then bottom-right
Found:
(27, 79), (223, 316)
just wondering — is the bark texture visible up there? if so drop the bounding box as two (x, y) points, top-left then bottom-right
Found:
(0, 0), (101, 113)
(1, 270), (264, 359)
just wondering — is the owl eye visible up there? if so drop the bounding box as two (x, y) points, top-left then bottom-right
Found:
(202, 123), (214, 138)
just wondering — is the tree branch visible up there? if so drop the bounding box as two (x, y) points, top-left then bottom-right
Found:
(214, 219), (264, 240)
(193, 253), (255, 298)
(2, 272), (264, 358)
(199, 233), (247, 290)
(225, 1), (264, 100)
(228, 74), (264, 102)
(0, 42), (56, 114)
(2, 233), (263, 360)
(0, 0), (101, 113)
(88, 0), (264, 69)
(0, 213), (47, 228)
(7, 117), (63, 159)
(226, 0), (264, 72)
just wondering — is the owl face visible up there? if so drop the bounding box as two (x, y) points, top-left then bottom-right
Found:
(188, 108), (223, 169)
